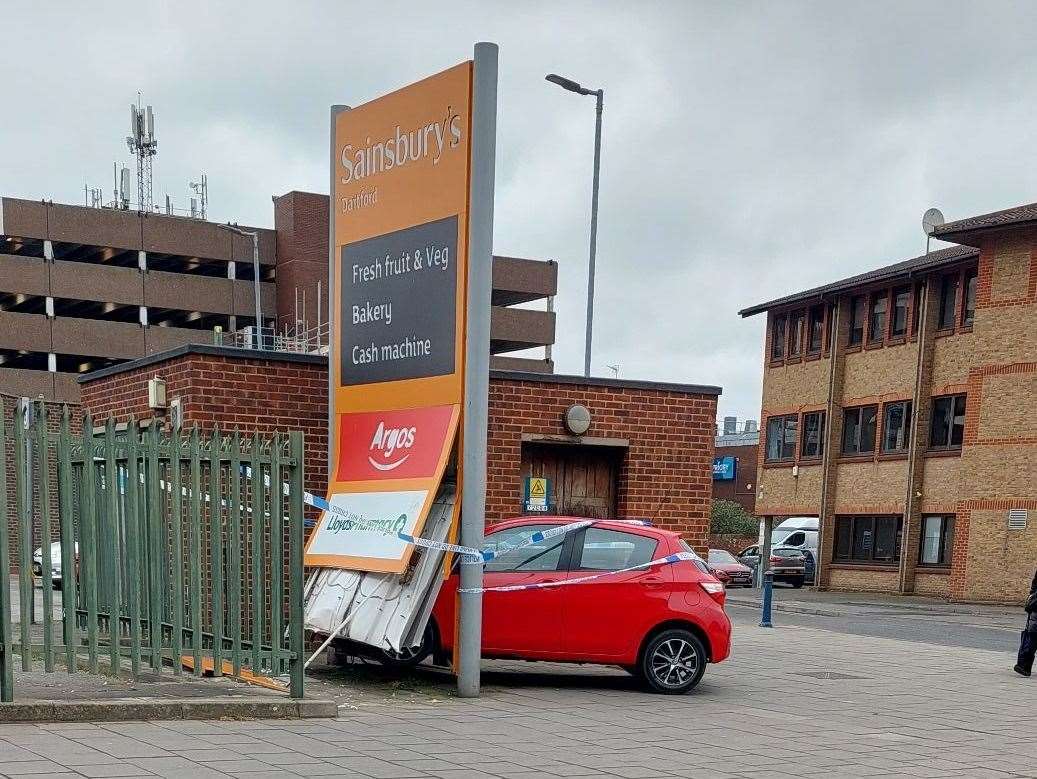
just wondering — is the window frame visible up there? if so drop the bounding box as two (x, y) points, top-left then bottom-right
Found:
(848, 295), (866, 346)
(867, 290), (888, 345)
(961, 269), (978, 328)
(929, 394), (966, 451)
(787, 310), (805, 358)
(881, 400), (912, 454)
(765, 414), (798, 462)
(918, 514), (955, 568)
(841, 405), (878, 456)
(937, 273), (958, 331)
(571, 527), (659, 572)
(807, 305), (825, 355)
(771, 313), (787, 361)
(482, 523), (568, 573)
(800, 411), (825, 460)
(833, 515), (903, 565)
(890, 285), (911, 340)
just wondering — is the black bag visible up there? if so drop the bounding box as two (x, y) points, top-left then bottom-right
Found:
(1026, 591), (1037, 614)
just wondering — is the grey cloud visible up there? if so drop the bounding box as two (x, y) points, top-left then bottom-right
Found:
(4, 0), (1037, 422)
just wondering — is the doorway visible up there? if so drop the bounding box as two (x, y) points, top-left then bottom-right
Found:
(520, 443), (622, 519)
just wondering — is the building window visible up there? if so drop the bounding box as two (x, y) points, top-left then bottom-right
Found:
(842, 405), (877, 455)
(825, 303), (835, 352)
(835, 515), (903, 564)
(771, 314), (787, 360)
(911, 283), (923, 336)
(801, 411), (825, 459)
(765, 414), (797, 462)
(849, 295), (866, 345)
(962, 269), (977, 327)
(807, 305), (824, 354)
(937, 274), (958, 330)
(891, 286), (910, 339)
(868, 291), (887, 343)
(788, 310), (804, 357)
(919, 515), (955, 567)
(881, 400), (911, 453)
(930, 394), (966, 449)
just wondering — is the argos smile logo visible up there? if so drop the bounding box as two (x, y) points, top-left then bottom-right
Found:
(368, 422), (416, 471)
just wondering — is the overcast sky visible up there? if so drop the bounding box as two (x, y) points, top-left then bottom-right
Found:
(4, 1), (1037, 421)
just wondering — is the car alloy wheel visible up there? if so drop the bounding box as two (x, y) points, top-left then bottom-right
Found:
(377, 622), (435, 669)
(640, 629), (706, 694)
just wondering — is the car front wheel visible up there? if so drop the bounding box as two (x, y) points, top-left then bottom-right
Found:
(376, 622), (435, 669)
(639, 629), (706, 694)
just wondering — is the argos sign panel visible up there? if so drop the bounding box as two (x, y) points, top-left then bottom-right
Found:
(336, 405), (458, 482)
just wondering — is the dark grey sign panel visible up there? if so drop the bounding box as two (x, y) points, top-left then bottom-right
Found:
(340, 215), (458, 385)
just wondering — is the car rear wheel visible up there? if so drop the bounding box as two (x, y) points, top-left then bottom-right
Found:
(376, 622), (435, 669)
(790, 577), (805, 589)
(639, 629), (706, 694)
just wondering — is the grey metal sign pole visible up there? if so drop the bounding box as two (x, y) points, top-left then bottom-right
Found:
(328, 104), (350, 479)
(458, 41), (498, 699)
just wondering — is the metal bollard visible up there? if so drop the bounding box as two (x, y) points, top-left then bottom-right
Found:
(759, 570), (774, 628)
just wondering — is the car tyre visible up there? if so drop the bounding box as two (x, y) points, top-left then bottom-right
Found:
(791, 577), (805, 589)
(639, 629), (706, 694)
(376, 622), (435, 669)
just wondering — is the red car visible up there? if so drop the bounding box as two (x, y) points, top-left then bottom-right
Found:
(420, 516), (731, 694)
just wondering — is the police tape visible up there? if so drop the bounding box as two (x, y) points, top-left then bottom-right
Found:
(301, 492), (652, 566)
(457, 551), (699, 593)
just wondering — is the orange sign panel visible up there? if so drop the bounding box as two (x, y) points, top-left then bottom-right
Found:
(306, 62), (473, 573)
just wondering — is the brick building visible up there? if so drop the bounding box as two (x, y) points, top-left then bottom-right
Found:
(712, 418), (759, 515)
(77, 346), (720, 547)
(741, 201), (1037, 603)
(0, 192), (556, 403)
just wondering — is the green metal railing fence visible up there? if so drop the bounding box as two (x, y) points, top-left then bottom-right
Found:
(0, 398), (305, 701)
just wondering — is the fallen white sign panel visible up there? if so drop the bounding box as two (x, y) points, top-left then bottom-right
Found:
(303, 483), (456, 654)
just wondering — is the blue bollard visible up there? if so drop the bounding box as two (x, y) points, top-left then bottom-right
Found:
(759, 570), (774, 628)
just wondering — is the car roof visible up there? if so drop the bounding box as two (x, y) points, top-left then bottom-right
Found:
(490, 515), (675, 539)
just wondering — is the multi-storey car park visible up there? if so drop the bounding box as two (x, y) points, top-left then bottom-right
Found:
(0, 191), (558, 403)
(741, 201), (1037, 604)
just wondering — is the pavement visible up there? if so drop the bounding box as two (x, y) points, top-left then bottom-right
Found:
(0, 603), (1032, 778)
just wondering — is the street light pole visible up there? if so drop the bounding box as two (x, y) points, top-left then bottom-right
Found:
(217, 223), (263, 349)
(586, 89), (602, 378)
(546, 73), (604, 378)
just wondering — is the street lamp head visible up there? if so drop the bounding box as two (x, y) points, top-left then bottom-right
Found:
(546, 73), (589, 95)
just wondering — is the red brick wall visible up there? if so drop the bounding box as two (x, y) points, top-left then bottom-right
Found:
(81, 351), (719, 552)
(487, 377), (717, 551)
(80, 351), (329, 505)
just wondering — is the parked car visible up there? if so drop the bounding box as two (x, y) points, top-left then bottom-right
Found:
(771, 517), (819, 570)
(384, 517), (732, 694)
(32, 542), (77, 589)
(737, 544), (807, 588)
(707, 549), (754, 587)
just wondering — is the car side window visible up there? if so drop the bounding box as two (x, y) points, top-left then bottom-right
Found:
(783, 532), (806, 547)
(483, 525), (564, 573)
(575, 528), (657, 572)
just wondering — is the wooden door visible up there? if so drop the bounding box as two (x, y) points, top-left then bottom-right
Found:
(521, 444), (620, 519)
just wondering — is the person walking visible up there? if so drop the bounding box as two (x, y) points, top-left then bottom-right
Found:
(1015, 568), (1037, 677)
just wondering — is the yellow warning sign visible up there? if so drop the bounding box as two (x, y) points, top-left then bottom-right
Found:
(529, 478), (547, 498)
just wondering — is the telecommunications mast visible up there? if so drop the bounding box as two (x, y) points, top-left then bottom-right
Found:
(189, 174), (208, 220)
(127, 100), (158, 211)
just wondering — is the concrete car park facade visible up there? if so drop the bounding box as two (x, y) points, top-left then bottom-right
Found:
(741, 201), (1037, 604)
(0, 193), (557, 403)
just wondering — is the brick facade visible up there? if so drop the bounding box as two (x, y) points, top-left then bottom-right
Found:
(747, 213), (1037, 604)
(78, 348), (720, 551)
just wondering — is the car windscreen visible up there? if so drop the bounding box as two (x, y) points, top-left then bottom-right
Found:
(707, 549), (739, 565)
(772, 548), (803, 558)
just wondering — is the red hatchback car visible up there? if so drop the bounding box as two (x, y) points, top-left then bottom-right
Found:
(423, 517), (731, 694)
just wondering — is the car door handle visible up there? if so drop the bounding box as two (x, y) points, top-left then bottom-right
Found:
(643, 577), (664, 588)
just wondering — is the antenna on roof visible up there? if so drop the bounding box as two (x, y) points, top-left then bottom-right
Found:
(922, 207), (944, 255)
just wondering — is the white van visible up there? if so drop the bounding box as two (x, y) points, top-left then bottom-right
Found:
(771, 517), (818, 560)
